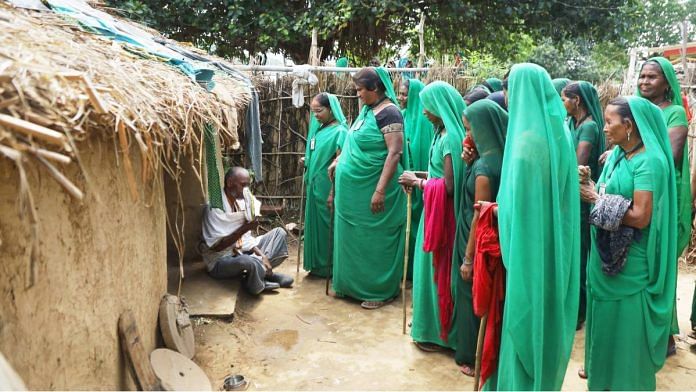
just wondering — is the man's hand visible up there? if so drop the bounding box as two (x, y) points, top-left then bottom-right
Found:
(261, 254), (273, 277)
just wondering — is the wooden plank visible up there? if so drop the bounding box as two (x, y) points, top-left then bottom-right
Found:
(168, 261), (241, 317)
(118, 310), (164, 391)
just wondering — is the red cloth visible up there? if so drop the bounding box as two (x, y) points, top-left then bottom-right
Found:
(472, 203), (505, 388)
(422, 177), (455, 341)
(682, 93), (692, 122)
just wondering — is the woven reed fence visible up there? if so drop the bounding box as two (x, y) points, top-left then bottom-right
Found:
(226, 67), (477, 218)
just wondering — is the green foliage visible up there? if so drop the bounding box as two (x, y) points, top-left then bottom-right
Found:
(107, 0), (643, 65)
(628, 0), (695, 47)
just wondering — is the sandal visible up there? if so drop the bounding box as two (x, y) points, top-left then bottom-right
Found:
(578, 367), (587, 379)
(360, 300), (386, 309)
(459, 364), (474, 377)
(414, 341), (444, 352)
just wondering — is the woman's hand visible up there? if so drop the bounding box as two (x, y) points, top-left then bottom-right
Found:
(371, 190), (385, 214)
(328, 159), (338, 181)
(475, 201), (498, 217)
(598, 150), (611, 165)
(578, 165), (591, 184)
(398, 171), (419, 187)
(580, 180), (600, 204)
(460, 259), (474, 282)
(461, 146), (478, 165)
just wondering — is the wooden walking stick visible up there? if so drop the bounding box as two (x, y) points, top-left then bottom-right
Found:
(473, 313), (489, 391)
(296, 168), (306, 274)
(401, 191), (412, 334)
(325, 183), (335, 296)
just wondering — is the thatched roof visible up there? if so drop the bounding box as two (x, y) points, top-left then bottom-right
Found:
(0, 1), (250, 203)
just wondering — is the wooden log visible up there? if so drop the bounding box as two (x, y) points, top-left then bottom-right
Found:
(118, 310), (164, 391)
(0, 113), (65, 146)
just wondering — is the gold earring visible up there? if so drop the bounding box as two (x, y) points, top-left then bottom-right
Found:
(627, 131), (631, 142)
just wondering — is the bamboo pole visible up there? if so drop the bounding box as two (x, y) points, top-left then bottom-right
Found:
(0, 114), (65, 146)
(402, 191), (412, 334)
(474, 314), (489, 391)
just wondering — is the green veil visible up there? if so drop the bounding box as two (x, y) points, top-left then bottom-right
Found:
(636, 57), (691, 255)
(418, 81), (468, 261)
(576, 81), (606, 153)
(485, 77), (504, 93)
(552, 77), (571, 95)
(464, 99), (507, 163)
(375, 66), (398, 104)
(306, 93), (347, 152)
(495, 63), (580, 390)
(404, 79), (434, 171)
(637, 57), (682, 105)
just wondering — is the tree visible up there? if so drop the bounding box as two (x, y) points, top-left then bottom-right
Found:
(107, 0), (643, 65)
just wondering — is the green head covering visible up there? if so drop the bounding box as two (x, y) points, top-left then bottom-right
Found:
(495, 63), (580, 390)
(576, 81), (605, 152)
(636, 57), (682, 106)
(485, 77), (504, 93)
(336, 57), (349, 68)
(375, 66), (398, 104)
(552, 77), (571, 96)
(463, 99), (507, 160)
(418, 80), (468, 263)
(307, 93), (348, 144)
(403, 79), (434, 171)
(598, 96), (677, 367)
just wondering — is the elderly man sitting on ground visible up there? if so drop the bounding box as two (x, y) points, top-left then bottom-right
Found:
(202, 167), (293, 293)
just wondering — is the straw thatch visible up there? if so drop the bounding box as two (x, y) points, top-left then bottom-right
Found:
(0, 3), (250, 213)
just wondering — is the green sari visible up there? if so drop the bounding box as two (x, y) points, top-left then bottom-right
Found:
(332, 67), (407, 302)
(303, 94), (348, 277)
(585, 96), (677, 390)
(568, 81), (605, 325)
(489, 64), (580, 391)
(457, 99), (507, 368)
(636, 57), (691, 336)
(410, 81), (466, 348)
(403, 79), (435, 278)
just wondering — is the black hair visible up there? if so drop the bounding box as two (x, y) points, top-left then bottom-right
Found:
(562, 82), (585, 108)
(481, 81), (493, 92)
(464, 88), (490, 105)
(352, 67), (385, 93)
(607, 97), (639, 135)
(501, 69), (511, 90)
(313, 92), (331, 108)
(401, 78), (410, 89)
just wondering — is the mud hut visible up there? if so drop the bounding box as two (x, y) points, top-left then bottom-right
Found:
(0, 2), (249, 389)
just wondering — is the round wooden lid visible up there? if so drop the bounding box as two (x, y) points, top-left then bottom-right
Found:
(150, 349), (211, 391)
(159, 294), (195, 358)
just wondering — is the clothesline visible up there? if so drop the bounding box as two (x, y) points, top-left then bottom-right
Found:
(232, 65), (450, 73)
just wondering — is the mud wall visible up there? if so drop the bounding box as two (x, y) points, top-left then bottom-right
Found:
(0, 135), (167, 389)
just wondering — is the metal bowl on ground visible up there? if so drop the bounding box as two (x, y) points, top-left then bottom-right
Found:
(223, 374), (248, 391)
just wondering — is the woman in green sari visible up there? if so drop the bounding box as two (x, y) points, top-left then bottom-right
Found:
(487, 63), (580, 390)
(398, 81), (466, 359)
(330, 67), (407, 309)
(397, 78), (434, 278)
(458, 99), (508, 377)
(636, 57), (691, 354)
(302, 93), (348, 277)
(581, 96), (677, 390)
(561, 81), (605, 329)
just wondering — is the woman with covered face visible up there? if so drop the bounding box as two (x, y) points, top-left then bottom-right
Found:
(580, 96), (677, 390)
(330, 67), (407, 309)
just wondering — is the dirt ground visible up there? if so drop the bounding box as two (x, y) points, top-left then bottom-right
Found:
(192, 246), (696, 390)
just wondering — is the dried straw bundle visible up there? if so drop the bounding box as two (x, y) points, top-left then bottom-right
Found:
(0, 4), (249, 205)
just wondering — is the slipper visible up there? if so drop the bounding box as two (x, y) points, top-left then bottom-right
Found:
(360, 300), (386, 310)
(459, 364), (474, 377)
(578, 367), (587, 379)
(688, 330), (696, 340)
(414, 341), (444, 352)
